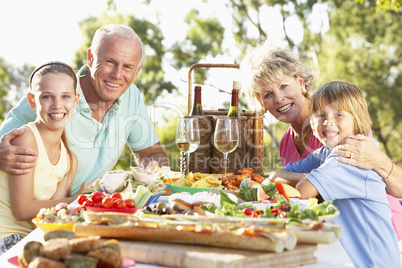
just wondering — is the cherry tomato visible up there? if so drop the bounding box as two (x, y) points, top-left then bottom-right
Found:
(83, 200), (94, 207)
(91, 191), (105, 204)
(114, 199), (127, 209)
(125, 199), (136, 208)
(111, 192), (122, 200)
(102, 197), (114, 208)
(77, 194), (88, 205)
(243, 207), (253, 216)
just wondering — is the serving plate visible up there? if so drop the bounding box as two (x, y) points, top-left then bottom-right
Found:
(145, 193), (163, 206)
(166, 184), (223, 194)
(85, 206), (138, 214)
(8, 256), (136, 267)
(32, 218), (75, 232)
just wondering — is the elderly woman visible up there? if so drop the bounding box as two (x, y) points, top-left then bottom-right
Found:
(240, 42), (402, 240)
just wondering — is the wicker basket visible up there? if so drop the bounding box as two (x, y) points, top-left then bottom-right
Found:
(180, 63), (265, 175)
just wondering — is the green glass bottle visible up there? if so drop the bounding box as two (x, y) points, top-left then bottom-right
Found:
(191, 86), (204, 115)
(227, 81), (241, 117)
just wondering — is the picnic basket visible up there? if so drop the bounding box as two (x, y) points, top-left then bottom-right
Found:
(180, 63), (264, 175)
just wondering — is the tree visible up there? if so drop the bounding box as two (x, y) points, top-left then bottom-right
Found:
(359, 0), (402, 12)
(0, 58), (10, 123)
(170, 9), (226, 83)
(201, 0), (401, 167)
(316, 0), (402, 163)
(0, 59), (34, 123)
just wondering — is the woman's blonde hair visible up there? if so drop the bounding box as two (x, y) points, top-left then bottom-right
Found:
(311, 80), (372, 136)
(240, 42), (314, 106)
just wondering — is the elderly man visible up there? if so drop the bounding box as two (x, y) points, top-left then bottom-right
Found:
(0, 24), (168, 195)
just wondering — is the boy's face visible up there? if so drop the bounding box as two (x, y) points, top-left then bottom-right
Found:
(312, 104), (355, 148)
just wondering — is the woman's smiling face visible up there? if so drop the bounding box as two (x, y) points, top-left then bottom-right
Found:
(258, 76), (306, 124)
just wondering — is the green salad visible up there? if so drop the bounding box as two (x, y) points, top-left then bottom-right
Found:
(202, 190), (338, 222)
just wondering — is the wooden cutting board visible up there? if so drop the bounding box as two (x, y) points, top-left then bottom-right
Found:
(119, 240), (317, 268)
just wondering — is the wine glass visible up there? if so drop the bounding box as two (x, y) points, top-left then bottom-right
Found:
(176, 117), (200, 175)
(214, 117), (239, 174)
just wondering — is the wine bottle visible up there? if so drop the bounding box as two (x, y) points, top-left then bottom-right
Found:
(227, 81), (241, 117)
(190, 86), (204, 115)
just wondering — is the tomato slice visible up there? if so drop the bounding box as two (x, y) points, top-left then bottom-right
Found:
(270, 208), (279, 214)
(274, 181), (290, 202)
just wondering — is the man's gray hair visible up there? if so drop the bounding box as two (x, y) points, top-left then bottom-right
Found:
(91, 24), (146, 69)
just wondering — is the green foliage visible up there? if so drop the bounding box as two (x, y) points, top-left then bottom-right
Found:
(358, 0), (401, 12)
(157, 117), (181, 171)
(0, 59), (34, 123)
(170, 9), (225, 83)
(1, 0), (401, 172)
(0, 58), (10, 123)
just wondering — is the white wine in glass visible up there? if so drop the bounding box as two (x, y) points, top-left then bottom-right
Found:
(214, 118), (239, 174)
(176, 117), (200, 175)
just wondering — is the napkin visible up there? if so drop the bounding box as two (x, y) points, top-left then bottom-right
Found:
(100, 170), (130, 193)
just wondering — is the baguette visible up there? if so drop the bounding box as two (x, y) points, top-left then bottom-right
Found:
(286, 222), (343, 244)
(74, 223), (290, 253)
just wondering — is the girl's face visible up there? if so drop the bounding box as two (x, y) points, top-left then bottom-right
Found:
(29, 72), (79, 131)
(312, 105), (355, 148)
(258, 76), (306, 124)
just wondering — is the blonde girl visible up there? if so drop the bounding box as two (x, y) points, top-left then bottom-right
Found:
(0, 62), (91, 254)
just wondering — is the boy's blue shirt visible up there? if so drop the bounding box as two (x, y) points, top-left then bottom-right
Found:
(283, 142), (400, 267)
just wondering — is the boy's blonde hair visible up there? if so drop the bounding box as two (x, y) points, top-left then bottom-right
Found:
(311, 80), (372, 136)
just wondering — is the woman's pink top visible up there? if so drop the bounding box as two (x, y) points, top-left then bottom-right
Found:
(279, 126), (402, 240)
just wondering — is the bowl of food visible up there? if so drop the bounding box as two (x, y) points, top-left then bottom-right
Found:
(33, 203), (84, 232)
(131, 166), (182, 183)
(32, 218), (75, 232)
(131, 167), (160, 183)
